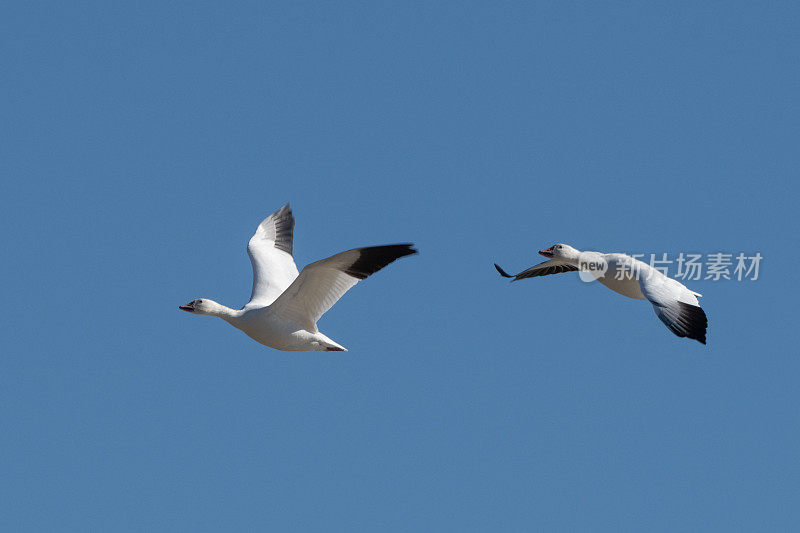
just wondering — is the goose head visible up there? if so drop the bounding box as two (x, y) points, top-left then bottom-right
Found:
(179, 298), (215, 315)
(539, 243), (580, 262)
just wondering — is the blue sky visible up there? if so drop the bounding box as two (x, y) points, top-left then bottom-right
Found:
(2, 1), (798, 530)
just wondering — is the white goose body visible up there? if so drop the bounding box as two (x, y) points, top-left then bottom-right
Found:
(234, 307), (347, 351)
(495, 244), (708, 344)
(594, 253), (649, 300)
(180, 204), (416, 351)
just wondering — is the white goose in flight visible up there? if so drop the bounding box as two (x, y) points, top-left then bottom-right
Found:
(495, 244), (708, 344)
(180, 204), (417, 351)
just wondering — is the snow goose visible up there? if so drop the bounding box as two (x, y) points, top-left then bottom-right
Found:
(180, 204), (417, 351)
(495, 244), (708, 344)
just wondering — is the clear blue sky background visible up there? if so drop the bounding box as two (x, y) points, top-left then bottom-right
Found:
(2, 1), (798, 530)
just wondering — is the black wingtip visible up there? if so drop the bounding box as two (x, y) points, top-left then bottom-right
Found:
(268, 204), (295, 255)
(675, 302), (708, 345)
(494, 263), (514, 278)
(345, 244), (417, 280)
